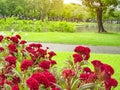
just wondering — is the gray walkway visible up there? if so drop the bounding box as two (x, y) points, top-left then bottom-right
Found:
(39, 43), (120, 54)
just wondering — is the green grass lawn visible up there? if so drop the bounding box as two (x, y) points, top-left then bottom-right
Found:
(53, 52), (120, 90)
(3, 31), (120, 46)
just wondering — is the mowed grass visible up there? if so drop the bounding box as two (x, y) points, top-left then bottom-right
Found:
(3, 31), (120, 46)
(53, 52), (120, 90)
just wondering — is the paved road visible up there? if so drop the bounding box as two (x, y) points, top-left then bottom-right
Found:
(36, 43), (120, 54)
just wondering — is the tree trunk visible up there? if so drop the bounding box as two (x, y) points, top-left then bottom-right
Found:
(96, 8), (106, 32)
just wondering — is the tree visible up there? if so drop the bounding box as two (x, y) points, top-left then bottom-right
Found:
(82, 0), (118, 32)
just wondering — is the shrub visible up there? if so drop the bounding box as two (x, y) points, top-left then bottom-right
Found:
(0, 18), (76, 32)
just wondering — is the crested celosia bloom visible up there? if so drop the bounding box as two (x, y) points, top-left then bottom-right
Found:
(48, 51), (56, 60)
(39, 60), (51, 69)
(8, 44), (18, 54)
(0, 74), (6, 86)
(43, 70), (56, 88)
(20, 59), (33, 71)
(73, 53), (83, 63)
(31, 72), (50, 87)
(5, 55), (17, 65)
(50, 60), (57, 66)
(11, 84), (19, 90)
(12, 76), (21, 84)
(19, 40), (27, 44)
(15, 34), (21, 40)
(80, 73), (96, 83)
(0, 47), (4, 52)
(62, 69), (75, 79)
(26, 77), (39, 90)
(0, 35), (4, 42)
(10, 36), (19, 44)
(74, 46), (91, 60)
(83, 67), (92, 73)
(104, 78), (118, 90)
(29, 43), (42, 48)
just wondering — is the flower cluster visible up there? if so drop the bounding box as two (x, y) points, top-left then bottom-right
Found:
(0, 34), (118, 90)
(0, 34), (57, 90)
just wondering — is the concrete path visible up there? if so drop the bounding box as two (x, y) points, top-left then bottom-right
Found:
(38, 43), (120, 54)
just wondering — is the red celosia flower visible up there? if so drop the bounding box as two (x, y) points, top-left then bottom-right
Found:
(37, 48), (47, 58)
(52, 87), (60, 90)
(15, 34), (21, 39)
(50, 60), (57, 66)
(20, 60), (33, 71)
(91, 60), (103, 74)
(105, 78), (118, 90)
(12, 76), (21, 84)
(31, 72), (50, 87)
(102, 64), (114, 75)
(83, 67), (92, 73)
(5, 55), (17, 65)
(8, 44), (18, 54)
(0, 47), (4, 52)
(29, 43), (42, 48)
(80, 73), (89, 81)
(26, 77), (39, 90)
(39, 60), (51, 69)
(0, 74), (6, 86)
(73, 54), (83, 63)
(20, 40), (27, 44)
(43, 70), (56, 88)
(0, 35), (4, 42)
(48, 51), (56, 60)
(62, 69), (75, 79)
(10, 36), (19, 43)
(12, 84), (19, 90)
(74, 46), (91, 54)
(99, 64), (114, 81)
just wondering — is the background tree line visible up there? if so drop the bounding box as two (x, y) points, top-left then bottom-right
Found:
(0, 0), (119, 23)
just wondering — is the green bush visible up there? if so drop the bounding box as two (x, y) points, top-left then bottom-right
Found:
(0, 17), (76, 32)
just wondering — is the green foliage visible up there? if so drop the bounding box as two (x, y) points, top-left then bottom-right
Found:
(0, 18), (76, 32)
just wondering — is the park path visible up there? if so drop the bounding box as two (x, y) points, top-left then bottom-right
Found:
(31, 42), (120, 54)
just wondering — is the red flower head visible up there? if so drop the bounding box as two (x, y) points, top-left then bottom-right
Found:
(37, 48), (47, 58)
(12, 84), (19, 90)
(105, 78), (118, 90)
(8, 44), (18, 54)
(0, 35), (4, 42)
(12, 76), (21, 84)
(5, 55), (17, 65)
(50, 60), (57, 66)
(43, 70), (56, 88)
(20, 40), (27, 44)
(73, 54), (83, 63)
(48, 51), (56, 60)
(80, 73), (89, 81)
(100, 64), (114, 81)
(0, 47), (4, 52)
(29, 43), (42, 48)
(0, 74), (6, 86)
(20, 60), (33, 71)
(83, 67), (92, 73)
(10, 36), (19, 44)
(102, 64), (114, 75)
(62, 69), (75, 79)
(91, 60), (103, 74)
(39, 60), (51, 69)
(31, 72), (50, 87)
(15, 34), (21, 39)
(26, 77), (39, 90)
